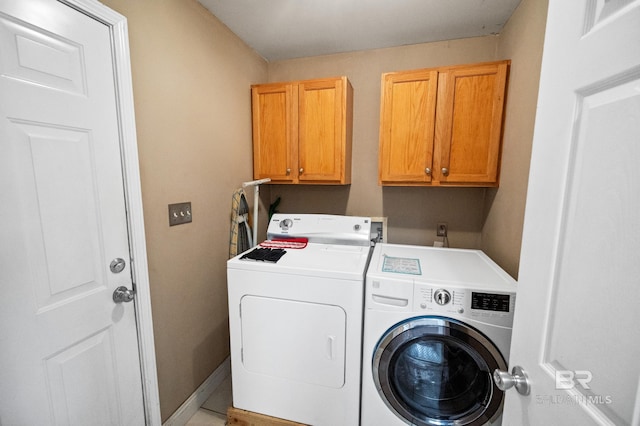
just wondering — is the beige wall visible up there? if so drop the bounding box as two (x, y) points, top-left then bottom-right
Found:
(100, 0), (546, 420)
(267, 0), (548, 276)
(267, 37), (501, 249)
(100, 0), (267, 420)
(483, 0), (549, 277)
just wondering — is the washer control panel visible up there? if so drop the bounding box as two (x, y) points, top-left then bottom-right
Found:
(413, 283), (515, 327)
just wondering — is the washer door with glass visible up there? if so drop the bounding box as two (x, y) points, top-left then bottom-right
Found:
(372, 316), (507, 426)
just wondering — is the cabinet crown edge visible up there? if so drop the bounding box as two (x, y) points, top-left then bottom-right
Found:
(381, 59), (511, 78)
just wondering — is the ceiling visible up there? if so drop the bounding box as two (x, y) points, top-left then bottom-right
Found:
(197, 0), (523, 61)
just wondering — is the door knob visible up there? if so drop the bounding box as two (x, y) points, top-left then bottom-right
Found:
(441, 167), (449, 177)
(299, 168), (304, 174)
(113, 286), (135, 303)
(493, 366), (530, 395)
(425, 167), (432, 175)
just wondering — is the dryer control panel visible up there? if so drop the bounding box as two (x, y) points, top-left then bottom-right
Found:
(267, 213), (371, 246)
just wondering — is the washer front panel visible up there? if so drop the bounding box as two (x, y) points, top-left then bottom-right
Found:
(373, 316), (507, 426)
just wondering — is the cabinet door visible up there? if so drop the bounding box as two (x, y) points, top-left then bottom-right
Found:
(435, 62), (508, 185)
(298, 77), (352, 184)
(378, 70), (438, 185)
(252, 83), (297, 182)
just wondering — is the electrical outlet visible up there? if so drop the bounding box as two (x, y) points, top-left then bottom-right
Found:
(169, 202), (192, 226)
(371, 217), (388, 243)
(436, 222), (448, 237)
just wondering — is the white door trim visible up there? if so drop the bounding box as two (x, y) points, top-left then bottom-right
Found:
(58, 1), (161, 424)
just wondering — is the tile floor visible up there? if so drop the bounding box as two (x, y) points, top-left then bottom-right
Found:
(185, 374), (232, 426)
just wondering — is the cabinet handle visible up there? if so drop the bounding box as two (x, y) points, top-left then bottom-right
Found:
(299, 168), (304, 174)
(441, 167), (449, 177)
(425, 167), (431, 176)
(286, 168), (291, 175)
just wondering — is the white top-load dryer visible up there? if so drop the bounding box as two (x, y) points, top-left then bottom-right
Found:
(227, 214), (372, 426)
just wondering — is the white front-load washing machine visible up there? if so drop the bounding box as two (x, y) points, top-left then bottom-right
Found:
(362, 243), (517, 426)
(227, 214), (373, 426)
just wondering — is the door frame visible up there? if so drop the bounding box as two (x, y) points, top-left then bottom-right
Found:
(58, 0), (161, 424)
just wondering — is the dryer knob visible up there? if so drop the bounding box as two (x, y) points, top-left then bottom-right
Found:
(434, 289), (451, 306)
(280, 219), (293, 230)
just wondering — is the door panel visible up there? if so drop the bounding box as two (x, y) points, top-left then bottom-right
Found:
(435, 63), (507, 184)
(45, 330), (120, 426)
(505, 1), (640, 424)
(0, 13), (86, 95)
(378, 70), (438, 184)
(16, 123), (103, 304)
(298, 78), (343, 182)
(0, 1), (145, 424)
(252, 83), (297, 182)
(545, 79), (640, 424)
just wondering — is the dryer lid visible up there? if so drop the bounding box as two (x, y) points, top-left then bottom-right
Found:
(228, 241), (371, 280)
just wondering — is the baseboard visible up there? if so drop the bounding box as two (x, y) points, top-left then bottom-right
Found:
(227, 407), (307, 425)
(162, 356), (231, 426)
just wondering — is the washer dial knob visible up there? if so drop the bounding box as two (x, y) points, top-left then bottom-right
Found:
(434, 289), (451, 306)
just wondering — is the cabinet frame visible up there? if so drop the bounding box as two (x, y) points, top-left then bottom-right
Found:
(379, 60), (510, 187)
(252, 76), (353, 185)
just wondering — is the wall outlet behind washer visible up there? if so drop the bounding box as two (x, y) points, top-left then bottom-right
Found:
(436, 222), (448, 237)
(371, 217), (388, 243)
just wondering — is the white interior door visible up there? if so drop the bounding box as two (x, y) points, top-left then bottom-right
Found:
(503, 1), (640, 425)
(0, 1), (146, 424)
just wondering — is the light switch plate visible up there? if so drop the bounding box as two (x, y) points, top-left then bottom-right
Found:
(169, 202), (192, 226)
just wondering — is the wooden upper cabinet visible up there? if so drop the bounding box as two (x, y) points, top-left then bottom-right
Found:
(379, 60), (510, 186)
(252, 83), (297, 183)
(252, 76), (353, 184)
(379, 70), (439, 184)
(435, 62), (509, 185)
